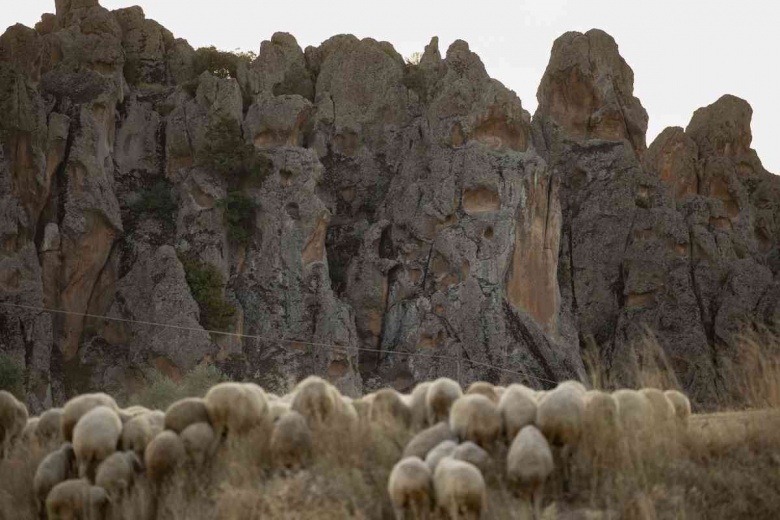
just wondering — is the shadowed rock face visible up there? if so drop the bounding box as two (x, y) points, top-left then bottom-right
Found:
(0, 1), (777, 411)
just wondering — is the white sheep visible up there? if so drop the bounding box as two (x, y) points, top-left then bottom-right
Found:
(451, 442), (492, 475)
(21, 417), (40, 445)
(121, 412), (164, 459)
(536, 385), (584, 448)
(165, 397), (211, 433)
(403, 422), (458, 460)
(61, 393), (118, 442)
(640, 388), (676, 426)
(387, 456), (433, 520)
(664, 390), (691, 424)
(424, 440), (457, 473)
(270, 411), (312, 471)
(506, 425), (554, 520)
(72, 405), (123, 480)
(465, 382), (499, 404)
(0, 390), (28, 457)
(406, 382), (431, 431)
(426, 378), (462, 425)
(144, 430), (185, 485)
(498, 385), (537, 442)
(95, 450), (142, 499)
(181, 421), (216, 468)
(269, 401), (291, 423)
(205, 382), (270, 438)
(557, 380), (587, 395)
(449, 394), (502, 450)
(370, 389), (412, 429)
(433, 457), (486, 520)
(613, 389), (653, 432)
(45, 478), (109, 520)
(33, 442), (76, 513)
(36, 408), (64, 447)
(290, 376), (348, 427)
(582, 390), (620, 448)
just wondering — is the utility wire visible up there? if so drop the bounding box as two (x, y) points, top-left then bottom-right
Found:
(0, 301), (560, 386)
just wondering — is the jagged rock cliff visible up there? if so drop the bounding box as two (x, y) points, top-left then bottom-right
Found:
(0, 2), (777, 411)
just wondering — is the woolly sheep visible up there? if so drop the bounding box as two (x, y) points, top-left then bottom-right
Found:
(664, 390), (691, 423)
(557, 380), (587, 395)
(290, 376), (346, 427)
(506, 425), (554, 520)
(36, 408), (64, 446)
(425, 440), (457, 473)
(536, 385), (584, 448)
(582, 390), (620, 444)
(426, 378), (462, 425)
(0, 390), (28, 456)
(403, 422), (458, 460)
(370, 389), (412, 429)
(45, 478), (108, 520)
(181, 422), (216, 467)
(433, 457), (486, 520)
(613, 389), (653, 432)
(72, 405), (123, 480)
(387, 456), (433, 520)
(465, 382), (499, 404)
(406, 382), (431, 431)
(165, 397), (210, 433)
(118, 406), (150, 424)
(269, 401), (291, 423)
(640, 388), (676, 426)
(144, 430), (185, 485)
(21, 417), (40, 445)
(449, 394), (502, 450)
(270, 411), (312, 471)
(95, 450), (142, 499)
(451, 442), (492, 475)
(493, 386), (506, 399)
(205, 382), (270, 438)
(33, 443), (76, 512)
(121, 412), (164, 459)
(498, 385), (537, 442)
(61, 393), (118, 442)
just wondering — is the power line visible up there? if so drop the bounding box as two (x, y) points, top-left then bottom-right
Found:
(0, 301), (560, 386)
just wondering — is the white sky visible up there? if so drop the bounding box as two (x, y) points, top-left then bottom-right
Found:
(4, 0), (778, 172)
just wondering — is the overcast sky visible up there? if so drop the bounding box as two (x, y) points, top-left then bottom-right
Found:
(4, 0), (778, 172)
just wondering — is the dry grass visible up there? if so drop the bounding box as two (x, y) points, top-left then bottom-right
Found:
(2, 329), (780, 519)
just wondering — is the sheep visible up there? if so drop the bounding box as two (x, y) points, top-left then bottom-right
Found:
(33, 442), (77, 513)
(536, 385), (584, 448)
(433, 457), (486, 520)
(557, 380), (587, 395)
(493, 386), (506, 400)
(498, 385), (537, 442)
(21, 417), (40, 445)
(613, 389), (653, 432)
(387, 456), (433, 520)
(451, 442), (492, 475)
(165, 397), (210, 433)
(205, 382), (270, 438)
(664, 390), (692, 424)
(95, 450), (142, 499)
(0, 390), (28, 457)
(45, 478), (109, 520)
(370, 389), (412, 429)
(270, 411), (312, 471)
(181, 422), (215, 467)
(269, 401), (291, 423)
(36, 408), (64, 447)
(403, 422), (458, 460)
(144, 430), (185, 485)
(449, 394), (502, 450)
(582, 390), (620, 448)
(506, 425), (554, 520)
(121, 412), (164, 459)
(426, 378), (462, 425)
(465, 382), (499, 404)
(290, 376), (347, 427)
(425, 440), (457, 473)
(406, 382), (431, 431)
(640, 388), (676, 426)
(72, 405), (123, 481)
(62, 393), (118, 442)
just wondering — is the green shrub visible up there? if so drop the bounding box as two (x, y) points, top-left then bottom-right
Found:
(0, 353), (24, 398)
(216, 192), (256, 245)
(130, 180), (177, 223)
(402, 62), (428, 102)
(197, 117), (273, 182)
(193, 47), (256, 80)
(129, 364), (228, 410)
(181, 257), (236, 331)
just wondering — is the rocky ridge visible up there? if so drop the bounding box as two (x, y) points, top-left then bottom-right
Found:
(1, 1), (778, 412)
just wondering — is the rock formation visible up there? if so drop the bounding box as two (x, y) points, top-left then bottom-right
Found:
(0, 3), (777, 411)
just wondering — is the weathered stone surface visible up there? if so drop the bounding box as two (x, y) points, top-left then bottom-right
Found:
(643, 127), (699, 201)
(535, 29), (648, 156)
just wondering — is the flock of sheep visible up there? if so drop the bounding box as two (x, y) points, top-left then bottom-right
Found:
(0, 376), (692, 519)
